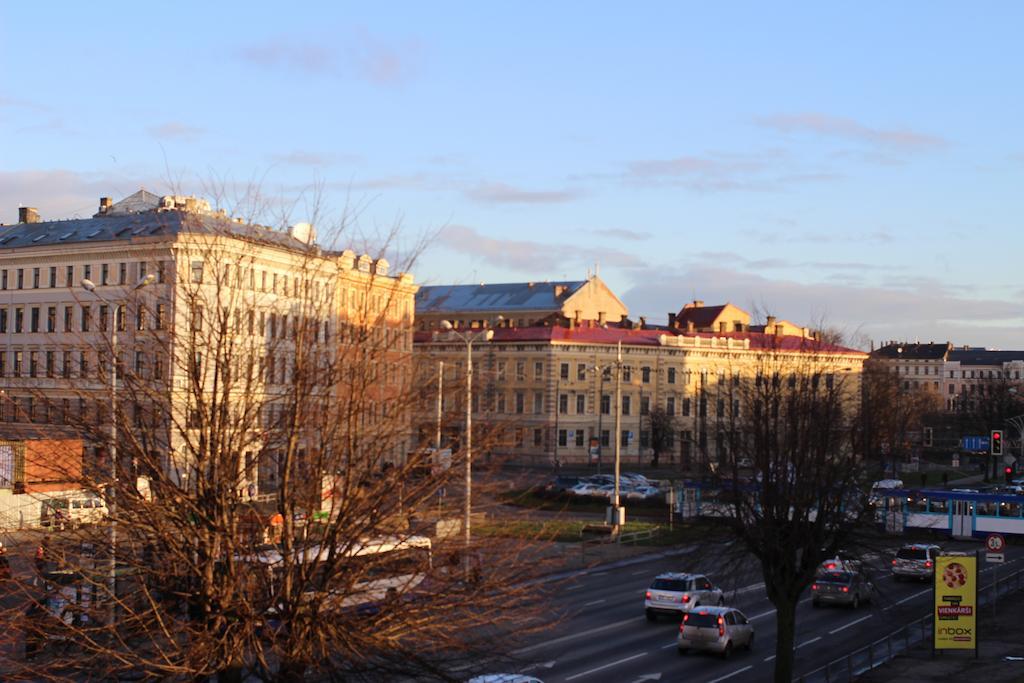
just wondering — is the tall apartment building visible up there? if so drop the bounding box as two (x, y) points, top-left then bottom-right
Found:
(0, 191), (416, 494)
(415, 294), (867, 466)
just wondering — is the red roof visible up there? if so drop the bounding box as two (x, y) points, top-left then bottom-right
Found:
(416, 326), (865, 356)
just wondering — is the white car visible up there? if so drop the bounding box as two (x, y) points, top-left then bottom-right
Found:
(677, 607), (754, 658)
(625, 486), (661, 500)
(645, 573), (723, 620)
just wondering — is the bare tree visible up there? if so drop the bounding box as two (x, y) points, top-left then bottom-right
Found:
(716, 336), (869, 682)
(0, 193), (552, 681)
(647, 406), (676, 468)
(859, 364), (943, 478)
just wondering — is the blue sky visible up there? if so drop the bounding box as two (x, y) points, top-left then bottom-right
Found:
(3, 2), (1023, 349)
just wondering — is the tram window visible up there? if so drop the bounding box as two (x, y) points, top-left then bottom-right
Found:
(977, 501), (997, 517)
(908, 497), (928, 513)
(929, 498), (948, 513)
(1002, 501), (1022, 518)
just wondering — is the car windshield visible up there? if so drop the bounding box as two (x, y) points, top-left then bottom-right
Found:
(816, 572), (853, 584)
(651, 578), (688, 591)
(897, 548), (928, 560)
(685, 612), (719, 627)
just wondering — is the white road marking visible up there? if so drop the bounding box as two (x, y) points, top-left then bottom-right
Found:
(798, 636), (822, 649)
(750, 609), (776, 621)
(591, 571), (608, 576)
(707, 665), (753, 683)
(828, 614), (873, 635)
(583, 599), (606, 606)
(883, 588), (930, 610)
(632, 569), (649, 576)
(563, 651), (648, 681)
(512, 616), (642, 655)
(661, 641), (679, 649)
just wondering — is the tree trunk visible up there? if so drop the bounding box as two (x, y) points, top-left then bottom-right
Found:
(772, 597), (798, 683)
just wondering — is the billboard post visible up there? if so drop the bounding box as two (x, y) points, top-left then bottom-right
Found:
(933, 554), (978, 657)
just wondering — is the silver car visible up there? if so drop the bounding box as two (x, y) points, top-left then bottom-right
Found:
(677, 606), (754, 658)
(812, 571), (874, 608)
(645, 573), (723, 620)
(891, 543), (941, 581)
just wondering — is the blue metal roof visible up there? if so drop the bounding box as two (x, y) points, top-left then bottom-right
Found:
(416, 281), (586, 313)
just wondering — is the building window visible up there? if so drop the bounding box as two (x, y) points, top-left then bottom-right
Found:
(30, 307), (39, 333)
(62, 352), (71, 378)
(139, 262), (148, 281)
(63, 306), (72, 332)
(642, 366), (651, 383)
(575, 431), (585, 447)
(99, 305), (108, 332)
(14, 308), (23, 333)
(640, 395), (650, 415)
(717, 398), (725, 416)
(81, 305), (91, 332)
(577, 363), (587, 381)
(516, 361), (526, 381)
(601, 430), (610, 447)
(119, 262), (127, 285)
(667, 396), (675, 416)
(16, 268), (24, 289)
(0, 309), (5, 334)
(559, 394), (568, 414)
(533, 428), (543, 447)
(558, 430), (568, 447)
(640, 430), (650, 448)
(682, 397), (692, 417)
(515, 392), (525, 414)
(47, 307), (55, 333)
(668, 367), (676, 384)
(622, 395), (631, 416)
(101, 263), (110, 285)
(32, 268), (40, 288)
(534, 361), (544, 380)
(13, 351), (23, 376)
(48, 267), (56, 288)
(533, 392), (544, 414)
(65, 265), (73, 287)
(45, 351), (54, 378)
(156, 304), (167, 330)
(600, 394), (611, 415)
(191, 261), (204, 284)
(560, 363), (569, 380)
(621, 430), (629, 447)
(622, 366), (631, 382)
(576, 394), (585, 414)
(116, 304), (126, 331)
(496, 361), (506, 381)
(0, 270), (6, 290)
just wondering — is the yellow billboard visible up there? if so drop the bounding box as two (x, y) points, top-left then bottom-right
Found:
(934, 555), (977, 650)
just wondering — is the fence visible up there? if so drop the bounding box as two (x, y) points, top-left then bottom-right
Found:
(796, 566), (1024, 683)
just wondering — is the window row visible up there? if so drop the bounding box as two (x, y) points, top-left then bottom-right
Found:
(0, 262), (167, 291)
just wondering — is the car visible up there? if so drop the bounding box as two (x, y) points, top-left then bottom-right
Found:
(568, 482), (602, 497)
(625, 485), (661, 501)
(645, 573), (723, 620)
(817, 549), (863, 574)
(812, 570), (874, 608)
(677, 606), (754, 658)
(891, 543), (942, 581)
(620, 472), (652, 485)
(543, 476), (580, 494)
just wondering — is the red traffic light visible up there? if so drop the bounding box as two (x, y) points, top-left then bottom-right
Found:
(1006, 466), (1014, 475)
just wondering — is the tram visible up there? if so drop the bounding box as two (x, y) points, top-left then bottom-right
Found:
(875, 488), (1024, 538)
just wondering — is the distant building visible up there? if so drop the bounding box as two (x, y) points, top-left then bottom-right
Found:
(415, 291), (865, 465)
(0, 426), (84, 528)
(415, 276), (628, 331)
(869, 342), (1024, 410)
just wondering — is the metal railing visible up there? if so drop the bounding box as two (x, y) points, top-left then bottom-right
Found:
(618, 527), (659, 545)
(797, 566), (1024, 682)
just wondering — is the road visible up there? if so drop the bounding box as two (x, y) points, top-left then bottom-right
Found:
(501, 540), (1024, 683)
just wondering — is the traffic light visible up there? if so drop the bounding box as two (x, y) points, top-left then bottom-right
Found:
(1006, 466), (1014, 484)
(991, 430), (1003, 456)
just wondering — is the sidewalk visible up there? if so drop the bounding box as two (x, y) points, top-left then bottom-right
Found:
(857, 587), (1024, 682)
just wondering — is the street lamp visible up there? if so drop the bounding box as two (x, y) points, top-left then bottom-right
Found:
(438, 317), (502, 578)
(81, 272), (155, 621)
(589, 342), (627, 528)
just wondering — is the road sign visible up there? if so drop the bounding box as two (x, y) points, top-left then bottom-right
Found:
(986, 553), (1005, 564)
(961, 435), (991, 453)
(986, 533), (1006, 553)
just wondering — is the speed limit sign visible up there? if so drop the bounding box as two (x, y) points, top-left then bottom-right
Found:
(987, 533), (1005, 553)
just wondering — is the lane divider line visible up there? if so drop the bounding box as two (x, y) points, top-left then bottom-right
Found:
(563, 651), (648, 681)
(512, 616), (642, 655)
(707, 665), (753, 683)
(828, 614), (873, 635)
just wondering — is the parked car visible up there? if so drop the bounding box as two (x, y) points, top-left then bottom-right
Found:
(677, 606), (754, 658)
(891, 543), (941, 581)
(568, 482), (601, 497)
(625, 485), (661, 500)
(812, 570), (874, 608)
(620, 472), (652, 485)
(645, 573), (723, 620)
(40, 496), (109, 528)
(543, 476), (580, 494)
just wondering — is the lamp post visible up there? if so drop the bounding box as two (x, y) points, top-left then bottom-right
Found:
(589, 343), (627, 527)
(82, 273), (154, 622)
(439, 318), (501, 578)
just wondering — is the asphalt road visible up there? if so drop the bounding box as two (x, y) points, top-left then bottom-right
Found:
(501, 540), (1024, 683)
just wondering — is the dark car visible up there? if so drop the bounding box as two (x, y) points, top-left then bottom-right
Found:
(544, 476), (580, 494)
(812, 571), (874, 608)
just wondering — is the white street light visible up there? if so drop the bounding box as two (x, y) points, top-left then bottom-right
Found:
(438, 316), (501, 579)
(81, 274), (154, 623)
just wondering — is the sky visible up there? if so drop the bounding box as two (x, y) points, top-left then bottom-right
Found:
(2, 2), (1023, 350)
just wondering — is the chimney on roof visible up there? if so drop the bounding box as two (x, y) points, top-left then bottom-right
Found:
(639, 316), (647, 328)
(597, 311), (606, 325)
(554, 284), (567, 297)
(693, 299), (703, 308)
(98, 197), (112, 215)
(668, 312), (677, 328)
(686, 321), (695, 333)
(18, 207), (40, 224)
(766, 315), (776, 327)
